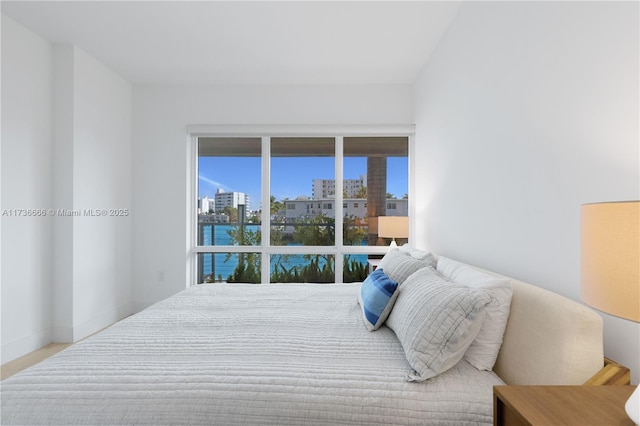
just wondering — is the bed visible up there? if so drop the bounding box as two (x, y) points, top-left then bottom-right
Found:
(1, 251), (616, 425)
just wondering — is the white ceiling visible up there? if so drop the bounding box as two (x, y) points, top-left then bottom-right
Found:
(2, 1), (461, 85)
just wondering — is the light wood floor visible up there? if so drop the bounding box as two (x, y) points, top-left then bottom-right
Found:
(1, 343), (71, 381)
(0, 325), (113, 381)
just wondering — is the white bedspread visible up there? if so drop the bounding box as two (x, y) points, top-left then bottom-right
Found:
(1, 284), (504, 425)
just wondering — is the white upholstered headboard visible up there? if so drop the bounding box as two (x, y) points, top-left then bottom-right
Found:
(488, 272), (604, 385)
(403, 250), (605, 385)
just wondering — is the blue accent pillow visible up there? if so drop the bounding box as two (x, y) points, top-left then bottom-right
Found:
(358, 268), (400, 331)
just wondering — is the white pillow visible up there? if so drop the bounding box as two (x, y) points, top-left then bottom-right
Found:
(386, 267), (493, 381)
(377, 248), (431, 285)
(398, 245), (435, 263)
(436, 256), (513, 371)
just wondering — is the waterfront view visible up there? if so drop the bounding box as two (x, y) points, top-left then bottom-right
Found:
(196, 135), (408, 284)
(198, 223), (369, 283)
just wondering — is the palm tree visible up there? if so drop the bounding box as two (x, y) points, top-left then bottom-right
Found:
(270, 195), (284, 218)
(354, 186), (367, 198)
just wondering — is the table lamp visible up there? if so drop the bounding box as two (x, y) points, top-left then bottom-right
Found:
(378, 216), (409, 248)
(581, 201), (639, 424)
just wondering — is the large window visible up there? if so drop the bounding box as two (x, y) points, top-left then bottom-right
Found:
(196, 137), (262, 284)
(192, 129), (411, 285)
(342, 137), (409, 248)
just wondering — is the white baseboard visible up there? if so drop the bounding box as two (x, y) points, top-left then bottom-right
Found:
(2, 302), (132, 364)
(52, 326), (74, 343)
(73, 302), (132, 341)
(1, 328), (52, 364)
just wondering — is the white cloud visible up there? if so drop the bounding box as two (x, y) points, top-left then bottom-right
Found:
(198, 175), (232, 191)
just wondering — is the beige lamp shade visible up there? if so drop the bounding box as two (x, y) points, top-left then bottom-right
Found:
(581, 201), (640, 322)
(378, 216), (409, 239)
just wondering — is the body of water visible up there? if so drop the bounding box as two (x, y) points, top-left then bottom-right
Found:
(200, 224), (367, 281)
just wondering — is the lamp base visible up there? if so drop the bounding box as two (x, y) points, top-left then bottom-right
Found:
(627, 385), (639, 425)
(389, 239), (398, 249)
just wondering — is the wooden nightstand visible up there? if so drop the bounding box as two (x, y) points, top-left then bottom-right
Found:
(494, 385), (635, 426)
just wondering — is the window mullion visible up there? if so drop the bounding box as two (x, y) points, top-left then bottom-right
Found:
(335, 136), (344, 283)
(188, 136), (199, 286)
(261, 136), (271, 284)
(408, 135), (415, 243)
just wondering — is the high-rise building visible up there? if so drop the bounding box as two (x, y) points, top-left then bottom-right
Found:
(312, 175), (366, 200)
(214, 189), (250, 211)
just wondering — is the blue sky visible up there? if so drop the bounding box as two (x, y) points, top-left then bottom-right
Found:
(199, 156), (408, 211)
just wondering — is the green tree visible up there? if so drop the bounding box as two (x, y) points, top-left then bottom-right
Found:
(224, 207), (369, 284)
(343, 215), (366, 245)
(270, 195), (284, 218)
(223, 205), (238, 222)
(247, 211), (261, 224)
(225, 226), (261, 283)
(298, 255), (333, 283)
(343, 255), (368, 282)
(226, 252), (261, 283)
(293, 214), (334, 246)
(227, 225), (260, 246)
(271, 254), (334, 283)
(354, 186), (367, 198)
(292, 215), (335, 282)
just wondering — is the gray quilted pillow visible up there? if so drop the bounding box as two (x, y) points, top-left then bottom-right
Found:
(377, 248), (432, 285)
(386, 267), (493, 381)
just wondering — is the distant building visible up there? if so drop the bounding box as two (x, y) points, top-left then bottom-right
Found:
(215, 189), (250, 212)
(283, 197), (407, 220)
(312, 175), (366, 200)
(198, 196), (214, 214)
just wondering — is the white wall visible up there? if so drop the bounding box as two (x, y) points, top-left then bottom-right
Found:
(132, 85), (413, 309)
(52, 45), (133, 342)
(1, 16), (54, 362)
(72, 47), (133, 340)
(51, 44), (75, 343)
(2, 15), (133, 361)
(413, 1), (639, 382)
